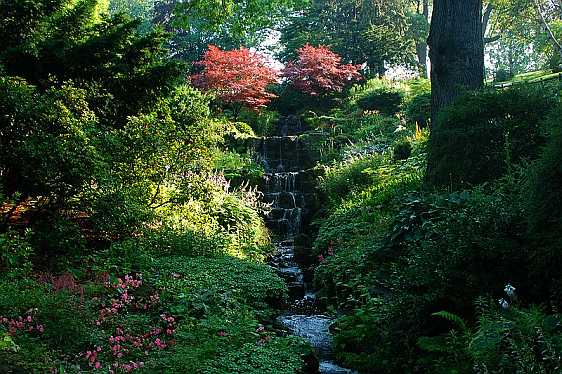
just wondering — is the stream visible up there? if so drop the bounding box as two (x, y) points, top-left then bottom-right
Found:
(255, 121), (356, 374)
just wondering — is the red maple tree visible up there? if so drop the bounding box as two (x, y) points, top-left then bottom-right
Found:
(282, 44), (363, 96)
(191, 45), (279, 111)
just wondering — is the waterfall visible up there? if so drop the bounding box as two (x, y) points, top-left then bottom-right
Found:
(255, 120), (357, 374)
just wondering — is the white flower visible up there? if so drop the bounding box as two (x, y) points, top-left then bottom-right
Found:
(498, 298), (509, 310)
(504, 284), (516, 298)
(393, 125), (407, 133)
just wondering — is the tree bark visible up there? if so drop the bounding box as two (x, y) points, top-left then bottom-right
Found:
(426, 0), (485, 186)
(427, 0), (484, 123)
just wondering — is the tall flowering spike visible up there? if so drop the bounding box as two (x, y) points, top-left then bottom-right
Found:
(191, 45), (279, 110)
(282, 44), (363, 96)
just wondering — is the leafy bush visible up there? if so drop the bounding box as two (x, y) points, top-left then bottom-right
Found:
(237, 108), (280, 137)
(494, 68), (514, 82)
(527, 104), (562, 235)
(0, 278), (94, 361)
(353, 79), (407, 115)
(0, 230), (33, 277)
(153, 256), (287, 315)
(158, 308), (308, 373)
(427, 86), (558, 188)
(470, 302), (562, 373)
(392, 140), (412, 161)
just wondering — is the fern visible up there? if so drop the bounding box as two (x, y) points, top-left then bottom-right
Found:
(432, 311), (468, 332)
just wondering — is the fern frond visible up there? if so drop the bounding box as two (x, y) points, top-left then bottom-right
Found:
(433, 310), (468, 331)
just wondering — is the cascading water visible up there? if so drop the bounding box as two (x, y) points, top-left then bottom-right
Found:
(255, 123), (356, 374)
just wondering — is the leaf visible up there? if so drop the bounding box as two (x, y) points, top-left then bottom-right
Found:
(432, 311), (468, 332)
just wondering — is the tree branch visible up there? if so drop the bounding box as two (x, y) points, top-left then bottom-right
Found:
(482, 3), (494, 37)
(485, 34), (502, 44)
(534, 0), (562, 52)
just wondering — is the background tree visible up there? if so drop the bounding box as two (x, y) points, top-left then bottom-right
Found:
(0, 0), (221, 237)
(486, 0), (561, 72)
(282, 44), (363, 96)
(109, 0), (157, 33)
(152, 0), (305, 63)
(411, 0), (431, 77)
(191, 45), (279, 113)
(279, 0), (418, 76)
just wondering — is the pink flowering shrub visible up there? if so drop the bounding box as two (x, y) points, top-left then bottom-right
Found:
(0, 312), (44, 336)
(75, 274), (178, 372)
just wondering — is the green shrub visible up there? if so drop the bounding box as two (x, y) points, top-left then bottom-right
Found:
(527, 104), (562, 235)
(0, 279), (94, 357)
(237, 108), (279, 137)
(328, 174), (536, 372)
(158, 308), (308, 373)
(494, 68), (514, 82)
(392, 140), (412, 161)
(153, 256), (287, 315)
(404, 92), (431, 127)
(90, 184), (155, 239)
(470, 302), (562, 373)
(0, 230), (33, 277)
(353, 79), (407, 115)
(30, 214), (87, 262)
(320, 153), (385, 206)
(427, 86), (558, 188)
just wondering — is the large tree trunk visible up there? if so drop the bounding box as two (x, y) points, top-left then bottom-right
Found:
(415, 0), (430, 78)
(428, 0), (484, 123)
(426, 0), (484, 186)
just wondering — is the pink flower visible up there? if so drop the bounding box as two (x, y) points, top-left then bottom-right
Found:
(94, 362), (101, 369)
(217, 331), (226, 337)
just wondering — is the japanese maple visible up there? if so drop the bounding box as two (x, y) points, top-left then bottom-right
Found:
(283, 44), (363, 96)
(191, 45), (279, 110)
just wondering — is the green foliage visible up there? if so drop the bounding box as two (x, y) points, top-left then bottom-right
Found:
(158, 309), (307, 373)
(0, 77), (101, 200)
(0, 279), (94, 358)
(0, 230), (33, 277)
(0, 3), (308, 372)
(427, 86), (558, 188)
(392, 140), (412, 161)
(351, 79), (407, 115)
(154, 0), (306, 64)
(527, 104), (562, 235)
(403, 79), (431, 127)
(279, 0), (416, 74)
(470, 302), (562, 373)
(30, 214), (87, 262)
(153, 256), (287, 316)
(141, 256), (306, 373)
(236, 108), (280, 137)
(314, 135), (428, 311)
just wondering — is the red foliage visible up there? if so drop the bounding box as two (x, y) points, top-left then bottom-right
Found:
(283, 44), (363, 96)
(191, 45), (279, 110)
